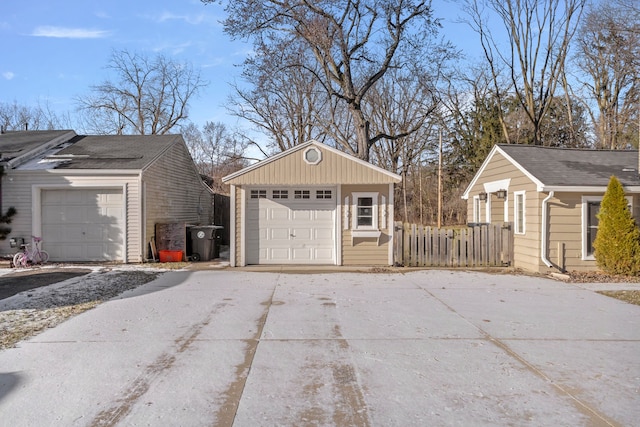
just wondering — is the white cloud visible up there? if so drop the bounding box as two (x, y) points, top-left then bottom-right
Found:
(31, 26), (110, 39)
(2, 71), (15, 80)
(154, 11), (219, 26)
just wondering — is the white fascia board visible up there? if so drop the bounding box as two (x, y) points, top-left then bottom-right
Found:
(44, 169), (141, 176)
(462, 145), (546, 199)
(222, 140), (402, 183)
(461, 145), (500, 199)
(542, 185), (640, 193)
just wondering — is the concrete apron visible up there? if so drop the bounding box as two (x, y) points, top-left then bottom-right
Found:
(0, 269), (638, 426)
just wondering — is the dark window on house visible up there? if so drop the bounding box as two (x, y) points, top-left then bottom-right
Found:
(357, 197), (374, 227)
(294, 190), (310, 199)
(316, 190), (332, 199)
(251, 190), (267, 199)
(586, 201), (600, 256)
(273, 190), (288, 199)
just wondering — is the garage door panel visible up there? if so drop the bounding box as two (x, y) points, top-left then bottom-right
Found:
(292, 228), (311, 240)
(292, 248), (312, 260)
(314, 210), (333, 221)
(270, 208), (290, 221)
(292, 210), (312, 221)
(270, 228), (290, 240)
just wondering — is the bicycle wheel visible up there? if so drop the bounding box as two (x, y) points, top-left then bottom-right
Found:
(12, 252), (26, 268)
(36, 250), (49, 264)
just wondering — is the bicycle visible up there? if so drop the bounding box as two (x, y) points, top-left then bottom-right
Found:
(12, 236), (49, 268)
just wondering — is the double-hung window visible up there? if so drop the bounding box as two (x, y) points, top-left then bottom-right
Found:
(352, 192), (378, 230)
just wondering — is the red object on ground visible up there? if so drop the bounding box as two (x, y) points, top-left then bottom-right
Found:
(158, 250), (183, 262)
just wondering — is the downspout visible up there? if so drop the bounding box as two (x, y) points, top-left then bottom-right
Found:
(541, 191), (554, 268)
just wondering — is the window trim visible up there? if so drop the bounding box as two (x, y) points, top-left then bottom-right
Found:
(351, 192), (378, 230)
(514, 191), (526, 235)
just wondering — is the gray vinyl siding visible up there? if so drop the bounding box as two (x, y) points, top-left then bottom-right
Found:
(142, 141), (214, 259)
(0, 170), (141, 262)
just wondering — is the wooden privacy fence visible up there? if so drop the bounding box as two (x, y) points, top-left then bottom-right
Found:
(393, 222), (514, 268)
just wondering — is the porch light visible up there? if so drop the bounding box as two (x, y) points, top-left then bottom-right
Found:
(478, 192), (488, 201)
(496, 189), (507, 199)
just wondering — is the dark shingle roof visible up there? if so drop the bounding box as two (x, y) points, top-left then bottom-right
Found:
(0, 130), (75, 163)
(49, 134), (180, 170)
(498, 144), (640, 187)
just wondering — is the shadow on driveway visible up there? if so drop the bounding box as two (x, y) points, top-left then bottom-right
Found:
(0, 269), (92, 300)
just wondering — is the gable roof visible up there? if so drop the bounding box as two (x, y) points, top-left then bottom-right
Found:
(12, 133), (182, 171)
(463, 144), (640, 198)
(222, 140), (401, 185)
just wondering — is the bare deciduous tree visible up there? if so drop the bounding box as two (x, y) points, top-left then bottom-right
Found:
(206, 0), (441, 161)
(227, 40), (330, 154)
(465, 0), (586, 145)
(574, 1), (640, 149)
(77, 50), (207, 135)
(181, 121), (248, 193)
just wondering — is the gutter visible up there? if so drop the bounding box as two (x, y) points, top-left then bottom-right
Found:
(541, 191), (554, 268)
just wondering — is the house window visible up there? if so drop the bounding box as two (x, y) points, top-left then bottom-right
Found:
(316, 190), (332, 199)
(250, 190), (266, 199)
(473, 196), (482, 223)
(294, 190), (310, 199)
(272, 190), (288, 199)
(514, 191), (525, 234)
(352, 192), (378, 230)
(303, 147), (322, 165)
(582, 196), (632, 259)
(586, 201), (600, 257)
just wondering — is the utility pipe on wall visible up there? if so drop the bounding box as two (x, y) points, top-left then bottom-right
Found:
(541, 191), (554, 268)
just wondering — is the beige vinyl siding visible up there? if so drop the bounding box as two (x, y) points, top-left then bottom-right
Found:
(0, 170), (140, 261)
(545, 192), (640, 273)
(341, 184), (391, 266)
(226, 146), (398, 186)
(142, 141), (214, 259)
(466, 151), (542, 272)
(513, 191), (542, 273)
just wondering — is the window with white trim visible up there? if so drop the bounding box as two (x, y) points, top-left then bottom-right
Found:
(514, 191), (525, 234)
(250, 190), (266, 199)
(473, 196), (482, 223)
(352, 192), (378, 230)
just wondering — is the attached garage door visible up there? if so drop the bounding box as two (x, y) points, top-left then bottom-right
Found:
(246, 188), (336, 264)
(41, 189), (125, 261)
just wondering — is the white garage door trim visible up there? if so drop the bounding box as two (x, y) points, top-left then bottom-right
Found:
(33, 184), (128, 262)
(245, 186), (337, 265)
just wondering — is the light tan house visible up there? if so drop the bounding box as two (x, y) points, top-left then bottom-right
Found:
(462, 144), (640, 274)
(222, 140), (401, 266)
(0, 130), (214, 263)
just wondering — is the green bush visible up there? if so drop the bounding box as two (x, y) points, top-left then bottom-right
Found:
(593, 176), (640, 275)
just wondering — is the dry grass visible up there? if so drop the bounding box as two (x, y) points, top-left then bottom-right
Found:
(596, 290), (640, 306)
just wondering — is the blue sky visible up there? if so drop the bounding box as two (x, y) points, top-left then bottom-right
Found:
(0, 0), (474, 134)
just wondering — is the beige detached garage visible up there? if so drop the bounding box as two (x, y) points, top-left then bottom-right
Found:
(0, 130), (214, 263)
(223, 140), (401, 267)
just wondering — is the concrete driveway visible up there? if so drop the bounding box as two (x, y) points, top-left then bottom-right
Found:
(0, 269), (638, 426)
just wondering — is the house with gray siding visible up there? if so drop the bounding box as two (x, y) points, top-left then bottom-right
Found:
(0, 130), (214, 262)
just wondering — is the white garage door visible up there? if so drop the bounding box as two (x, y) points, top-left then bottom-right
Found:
(246, 188), (336, 264)
(41, 189), (125, 261)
